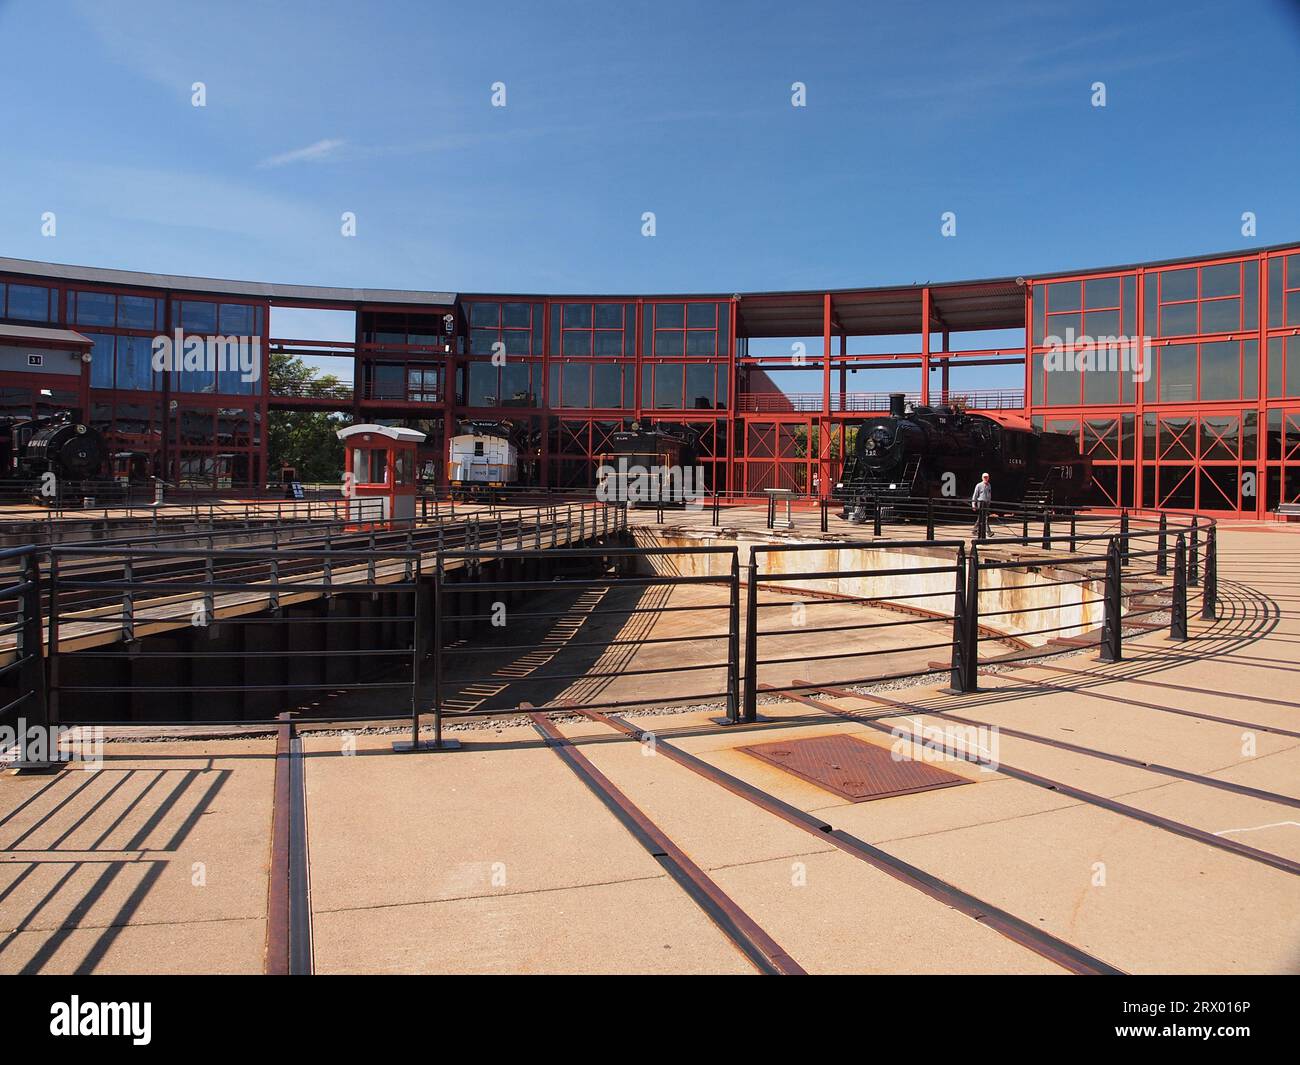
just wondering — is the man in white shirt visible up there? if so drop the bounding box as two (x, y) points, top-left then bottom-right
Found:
(971, 472), (992, 534)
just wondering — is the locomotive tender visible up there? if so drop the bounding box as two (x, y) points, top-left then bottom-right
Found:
(835, 393), (1091, 508)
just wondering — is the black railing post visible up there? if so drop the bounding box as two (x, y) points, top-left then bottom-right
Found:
(1188, 517), (1200, 587)
(820, 497), (828, 533)
(766, 495), (774, 529)
(873, 499), (882, 537)
(962, 544), (980, 692)
(15, 551), (52, 769)
(726, 553), (741, 722)
(1201, 524), (1218, 620)
(1156, 512), (1168, 576)
(1021, 508), (1029, 544)
(713, 492), (720, 527)
(741, 552), (759, 723)
(1099, 537), (1122, 663)
(948, 543), (968, 691)
(1119, 509), (1130, 567)
(1171, 533), (1188, 640)
(1068, 509), (1077, 553)
(926, 496), (935, 542)
(45, 550), (60, 729)
(1041, 509), (1051, 551)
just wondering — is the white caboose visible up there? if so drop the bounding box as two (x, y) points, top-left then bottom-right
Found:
(448, 426), (518, 499)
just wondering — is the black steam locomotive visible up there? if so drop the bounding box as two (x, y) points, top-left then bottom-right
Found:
(0, 411), (106, 485)
(835, 394), (1091, 510)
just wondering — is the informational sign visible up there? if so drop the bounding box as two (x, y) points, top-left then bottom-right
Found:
(290, 482), (304, 500)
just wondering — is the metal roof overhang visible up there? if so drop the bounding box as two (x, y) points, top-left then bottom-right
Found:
(734, 278), (1024, 338)
(0, 322), (94, 348)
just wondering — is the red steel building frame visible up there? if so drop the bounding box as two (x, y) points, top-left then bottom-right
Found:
(1, 240), (1298, 517)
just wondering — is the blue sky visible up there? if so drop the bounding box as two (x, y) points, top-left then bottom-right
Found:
(0, 0), (1297, 390)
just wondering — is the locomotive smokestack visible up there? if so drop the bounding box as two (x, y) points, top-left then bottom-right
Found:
(889, 393), (906, 418)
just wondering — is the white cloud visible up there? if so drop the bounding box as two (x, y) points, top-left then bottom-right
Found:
(257, 138), (346, 169)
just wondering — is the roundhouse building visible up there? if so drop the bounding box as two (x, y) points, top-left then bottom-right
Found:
(1, 241), (1298, 517)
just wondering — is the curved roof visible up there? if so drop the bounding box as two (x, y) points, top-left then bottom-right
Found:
(336, 424), (427, 444)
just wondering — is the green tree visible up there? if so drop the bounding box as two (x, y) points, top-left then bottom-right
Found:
(266, 351), (350, 484)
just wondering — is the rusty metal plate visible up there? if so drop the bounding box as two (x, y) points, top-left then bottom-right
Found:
(739, 733), (972, 802)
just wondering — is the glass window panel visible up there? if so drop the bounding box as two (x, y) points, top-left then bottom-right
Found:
(1121, 275), (1137, 335)
(685, 330), (715, 356)
(502, 303), (531, 329)
(1045, 361), (1079, 405)
(469, 329), (497, 356)
(624, 367), (636, 409)
(1144, 276), (1157, 336)
(1084, 308), (1120, 337)
(1199, 341), (1239, 401)
(1200, 262), (1240, 298)
(593, 330), (623, 356)
(5, 284), (52, 322)
(685, 364), (714, 409)
(1268, 337), (1284, 398)
(75, 290), (116, 326)
(468, 363), (498, 405)
(625, 303), (637, 357)
(1048, 281), (1081, 312)
(469, 303), (499, 327)
(87, 333), (115, 389)
(1200, 415), (1238, 461)
(561, 364), (590, 408)
(1032, 287), (1046, 345)
(654, 303), (684, 329)
(563, 304), (592, 329)
(1268, 258), (1285, 327)
(1044, 312), (1080, 342)
(1160, 302), (1196, 337)
(654, 331), (684, 356)
(501, 363), (532, 406)
(592, 365), (622, 407)
(1084, 277), (1120, 308)
(715, 364), (728, 409)
(1288, 290), (1300, 326)
(563, 331), (593, 356)
(1242, 410), (1258, 461)
(219, 303), (254, 334)
(532, 303), (544, 355)
(1243, 340), (1258, 400)
(654, 365), (682, 409)
(503, 328), (532, 356)
(119, 295), (158, 330)
(1288, 336), (1300, 397)
(1244, 261), (1258, 329)
(371, 364), (405, 399)
(1159, 344), (1196, 402)
(716, 302), (730, 357)
(1160, 268), (1196, 303)
(593, 304), (622, 329)
(1083, 364), (1119, 405)
(179, 301), (218, 332)
(116, 335), (155, 391)
(1200, 297), (1240, 334)
(686, 302), (715, 328)
(1159, 418), (1194, 460)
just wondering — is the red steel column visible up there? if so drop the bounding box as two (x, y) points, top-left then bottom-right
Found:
(821, 293), (832, 498)
(920, 287), (931, 407)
